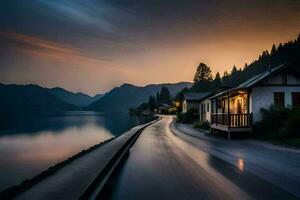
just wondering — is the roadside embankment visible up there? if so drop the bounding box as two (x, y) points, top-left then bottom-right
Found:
(0, 119), (159, 200)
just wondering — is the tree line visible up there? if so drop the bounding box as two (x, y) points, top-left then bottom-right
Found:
(176, 32), (300, 101)
(129, 86), (171, 114)
(130, 32), (300, 115)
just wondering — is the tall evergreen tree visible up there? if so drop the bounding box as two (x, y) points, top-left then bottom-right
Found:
(213, 72), (221, 88)
(148, 96), (156, 111)
(193, 63), (213, 82)
(231, 65), (237, 74)
(271, 44), (277, 55)
(155, 91), (160, 105)
(223, 71), (229, 78)
(159, 87), (171, 104)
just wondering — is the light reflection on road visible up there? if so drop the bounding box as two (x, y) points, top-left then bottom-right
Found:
(237, 158), (245, 172)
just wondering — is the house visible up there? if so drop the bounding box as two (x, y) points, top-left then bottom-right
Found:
(207, 63), (300, 138)
(158, 103), (171, 114)
(182, 92), (213, 113)
(199, 97), (212, 122)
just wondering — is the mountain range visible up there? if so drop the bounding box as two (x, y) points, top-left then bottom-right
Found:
(85, 82), (192, 113)
(49, 87), (103, 107)
(0, 84), (76, 114)
(0, 82), (191, 115)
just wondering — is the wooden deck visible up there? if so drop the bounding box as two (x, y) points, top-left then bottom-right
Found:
(211, 113), (252, 134)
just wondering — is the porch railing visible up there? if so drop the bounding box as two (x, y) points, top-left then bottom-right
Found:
(211, 113), (252, 128)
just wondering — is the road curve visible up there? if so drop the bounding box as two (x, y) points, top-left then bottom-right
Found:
(100, 116), (298, 200)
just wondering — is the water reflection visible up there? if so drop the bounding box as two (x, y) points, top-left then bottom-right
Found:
(237, 158), (245, 172)
(0, 111), (150, 192)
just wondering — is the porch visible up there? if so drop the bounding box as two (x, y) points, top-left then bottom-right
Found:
(211, 113), (252, 131)
(210, 89), (253, 137)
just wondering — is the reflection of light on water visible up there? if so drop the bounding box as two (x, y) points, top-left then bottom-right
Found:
(237, 158), (245, 172)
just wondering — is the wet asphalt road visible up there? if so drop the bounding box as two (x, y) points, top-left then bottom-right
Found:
(100, 116), (299, 200)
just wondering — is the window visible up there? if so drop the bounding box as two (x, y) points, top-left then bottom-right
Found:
(207, 103), (209, 112)
(274, 92), (285, 107)
(292, 93), (300, 107)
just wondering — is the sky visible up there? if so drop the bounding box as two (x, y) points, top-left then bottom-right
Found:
(0, 0), (299, 95)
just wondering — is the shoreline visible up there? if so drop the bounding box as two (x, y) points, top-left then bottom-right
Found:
(0, 116), (159, 199)
(0, 136), (116, 198)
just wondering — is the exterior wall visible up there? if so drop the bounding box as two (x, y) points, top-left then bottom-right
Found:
(204, 99), (211, 122)
(187, 101), (201, 110)
(249, 92), (253, 114)
(182, 100), (187, 113)
(287, 74), (300, 84)
(263, 73), (300, 85)
(252, 86), (300, 122)
(182, 100), (200, 113)
(199, 99), (211, 122)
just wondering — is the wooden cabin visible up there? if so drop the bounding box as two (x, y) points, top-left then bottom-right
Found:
(182, 92), (213, 113)
(208, 63), (300, 138)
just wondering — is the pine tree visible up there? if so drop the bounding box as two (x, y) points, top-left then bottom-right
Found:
(231, 65), (237, 74)
(271, 44), (277, 55)
(223, 71), (229, 78)
(148, 96), (156, 111)
(159, 87), (171, 104)
(155, 91), (160, 105)
(193, 63), (213, 82)
(213, 72), (221, 88)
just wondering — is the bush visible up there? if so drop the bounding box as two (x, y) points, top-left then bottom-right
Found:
(176, 108), (199, 124)
(194, 120), (210, 130)
(254, 106), (300, 139)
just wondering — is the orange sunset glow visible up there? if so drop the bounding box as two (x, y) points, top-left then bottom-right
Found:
(0, 1), (300, 94)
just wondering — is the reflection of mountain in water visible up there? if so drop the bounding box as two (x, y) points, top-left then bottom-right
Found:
(0, 111), (152, 136)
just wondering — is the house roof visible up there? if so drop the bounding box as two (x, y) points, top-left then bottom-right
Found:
(236, 64), (284, 88)
(159, 103), (171, 108)
(210, 63), (297, 99)
(183, 92), (213, 101)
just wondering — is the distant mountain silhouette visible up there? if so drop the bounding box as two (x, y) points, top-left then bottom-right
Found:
(49, 87), (103, 107)
(0, 84), (76, 115)
(85, 82), (192, 112)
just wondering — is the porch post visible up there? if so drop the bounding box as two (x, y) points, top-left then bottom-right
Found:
(216, 98), (218, 126)
(222, 97), (224, 125)
(228, 92), (230, 127)
(247, 90), (250, 127)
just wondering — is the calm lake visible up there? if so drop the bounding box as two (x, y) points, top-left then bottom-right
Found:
(0, 111), (150, 192)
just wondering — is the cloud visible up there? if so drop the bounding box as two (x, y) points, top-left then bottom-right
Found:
(36, 0), (121, 34)
(0, 30), (74, 54)
(0, 30), (138, 75)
